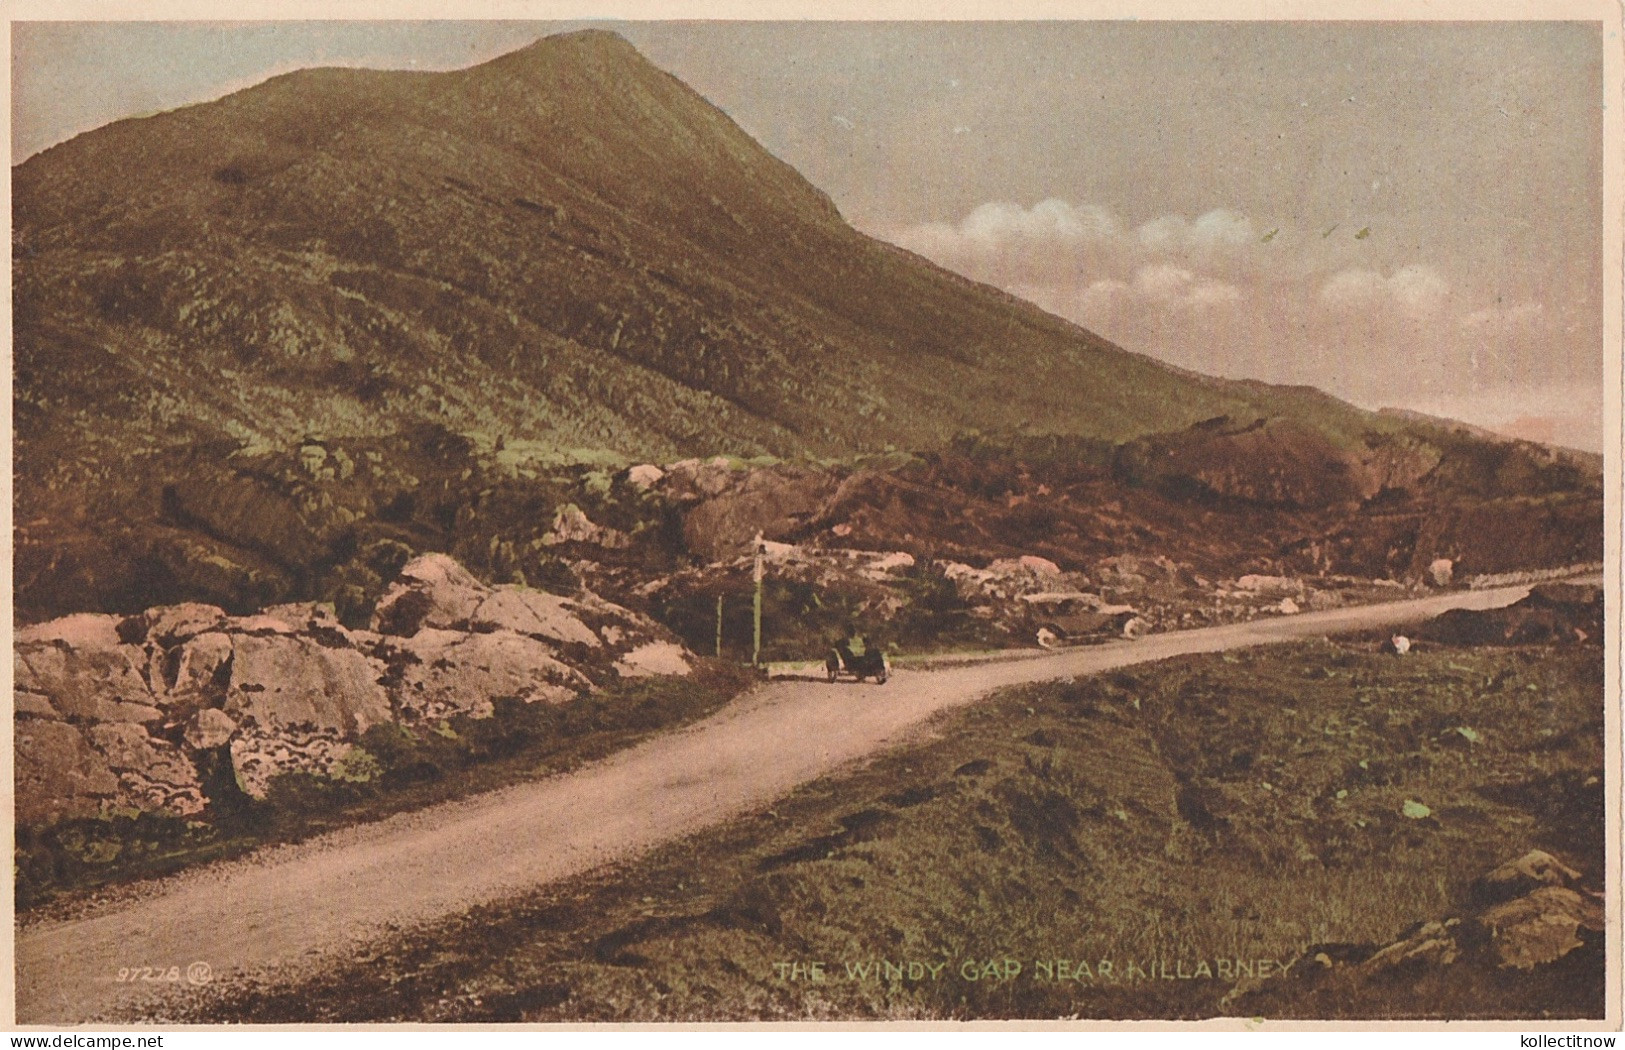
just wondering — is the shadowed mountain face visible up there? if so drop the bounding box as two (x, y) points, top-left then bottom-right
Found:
(11, 31), (1601, 622)
(15, 30), (1387, 467)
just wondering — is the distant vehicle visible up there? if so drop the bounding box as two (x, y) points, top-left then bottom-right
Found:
(825, 642), (889, 684)
(1022, 591), (1144, 645)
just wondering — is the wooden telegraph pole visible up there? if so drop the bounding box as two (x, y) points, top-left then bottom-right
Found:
(752, 531), (764, 669)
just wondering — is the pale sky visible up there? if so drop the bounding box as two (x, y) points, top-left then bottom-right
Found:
(11, 20), (1609, 449)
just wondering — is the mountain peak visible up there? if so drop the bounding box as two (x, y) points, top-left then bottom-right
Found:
(470, 27), (654, 80)
(527, 27), (640, 51)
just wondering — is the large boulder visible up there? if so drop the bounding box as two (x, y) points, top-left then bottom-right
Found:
(135, 602), (230, 647)
(371, 553), (486, 636)
(17, 613), (125, 649)
(379, 628), (587, 722)
(224, 633), (392, 737)
(84, 722), (206, 815)
(1478, 886), (1603, 970)
(372, 553), (691, 682)
(1413, 583), (1603, 646)
(467, 589), (602, 649)
(661, 456), (739, 501)
(615, 641), (692, 678)
(680, 467), (840, 561)
(214, 628), (393, 797)
(16, 638), (163, 724)
(167, 631), (234, 702)
(1471, 849), (1584, 905)
(1222, 850), (1605, 1018)
(14, 720), (121, 825)
(16, 555), (695, 823)
(542, 504), (629, 549)
(625, 463), (665, 491)
(14, 615), (207, 821)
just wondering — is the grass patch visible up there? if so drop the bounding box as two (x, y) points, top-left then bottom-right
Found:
(15, 661), (757, 913)
(176, 640), (1605, 1022)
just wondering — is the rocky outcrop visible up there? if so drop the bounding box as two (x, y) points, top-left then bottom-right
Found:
(542, 504), (630, 549)
(381, 628), (586, 723)
(1224, 850), (1606, 1019)
(1412, 583), (1603, 647)
(624, 463), (665, 491)
(678, 465), (842, 562)
(14, 614), (193, 824)
(15, 554), (692, 824)
(1115, 417), (1439, 510)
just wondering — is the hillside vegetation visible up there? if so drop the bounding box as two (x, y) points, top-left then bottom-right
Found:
(171, 636), (1606, 1022)
(13, 30), (1601, 625)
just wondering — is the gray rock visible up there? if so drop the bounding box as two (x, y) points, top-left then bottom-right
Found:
(86, 723), (206, 815)
(1476, 886), (1604, 970)
(15, 613), (125, 649)
(469, 589), (602, 649)
(384, 628), (587, 722)
(1470, 849), (1583, 904)
(14, 690), (57, 718)
(169, 631), (234, 701)
(614, 641), (692, 678)
(1235, 574), (1302, 596)
(16, 642), (163, 723)
(229, 727), (355, 799)
(185, 708), (240, 750)
(372, 553), (486, 636)
(224, 634), (391, 737)
(625, 463), (665, 490)
(14, 720), (121, 824)
(680, 467), (837, 560)
(138, 602), (230, 646)
(258, 602), (342, 632)
(542, 504), (630, 549)
(15, 553), (695, 823)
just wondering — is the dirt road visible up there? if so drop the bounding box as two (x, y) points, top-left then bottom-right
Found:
(13, 581), (1571, 1022)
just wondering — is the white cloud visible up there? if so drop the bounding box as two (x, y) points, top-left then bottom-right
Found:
(1320, 264), (1449, 317)
(1128, 264), (1242, 309)
(1389, 264), (1451, 315)
(1136, 209), (1255, 255)
(1078, 278), (1130, 320)
(1132, 263), (1196, 301)
(882, 200), (1596, 447)
(892, 201), (1264, 283)
(954, 198), (1120, 246)
(1187, 278), (1244, 307)
(1460, 300), (1545, 330)
(1319, 267), (1386, 309)
(888, 198), (1125, 288)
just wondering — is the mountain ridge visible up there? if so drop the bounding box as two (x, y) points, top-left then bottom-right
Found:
(14, 28), (1396, 462)
(12, 30), (1601, 622)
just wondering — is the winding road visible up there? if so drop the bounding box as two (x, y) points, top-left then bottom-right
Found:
(13, 580), (1576, 1023)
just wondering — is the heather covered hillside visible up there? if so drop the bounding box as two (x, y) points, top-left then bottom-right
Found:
(12, 31), (1602, 624)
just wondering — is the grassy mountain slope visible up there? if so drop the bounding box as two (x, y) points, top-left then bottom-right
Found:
(15, 32), (1401, 474)
(12, 31), (1599, 622)
(170, 639), (1605, 1022)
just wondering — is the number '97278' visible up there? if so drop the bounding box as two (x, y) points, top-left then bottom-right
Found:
(117, 966), (182, 983)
